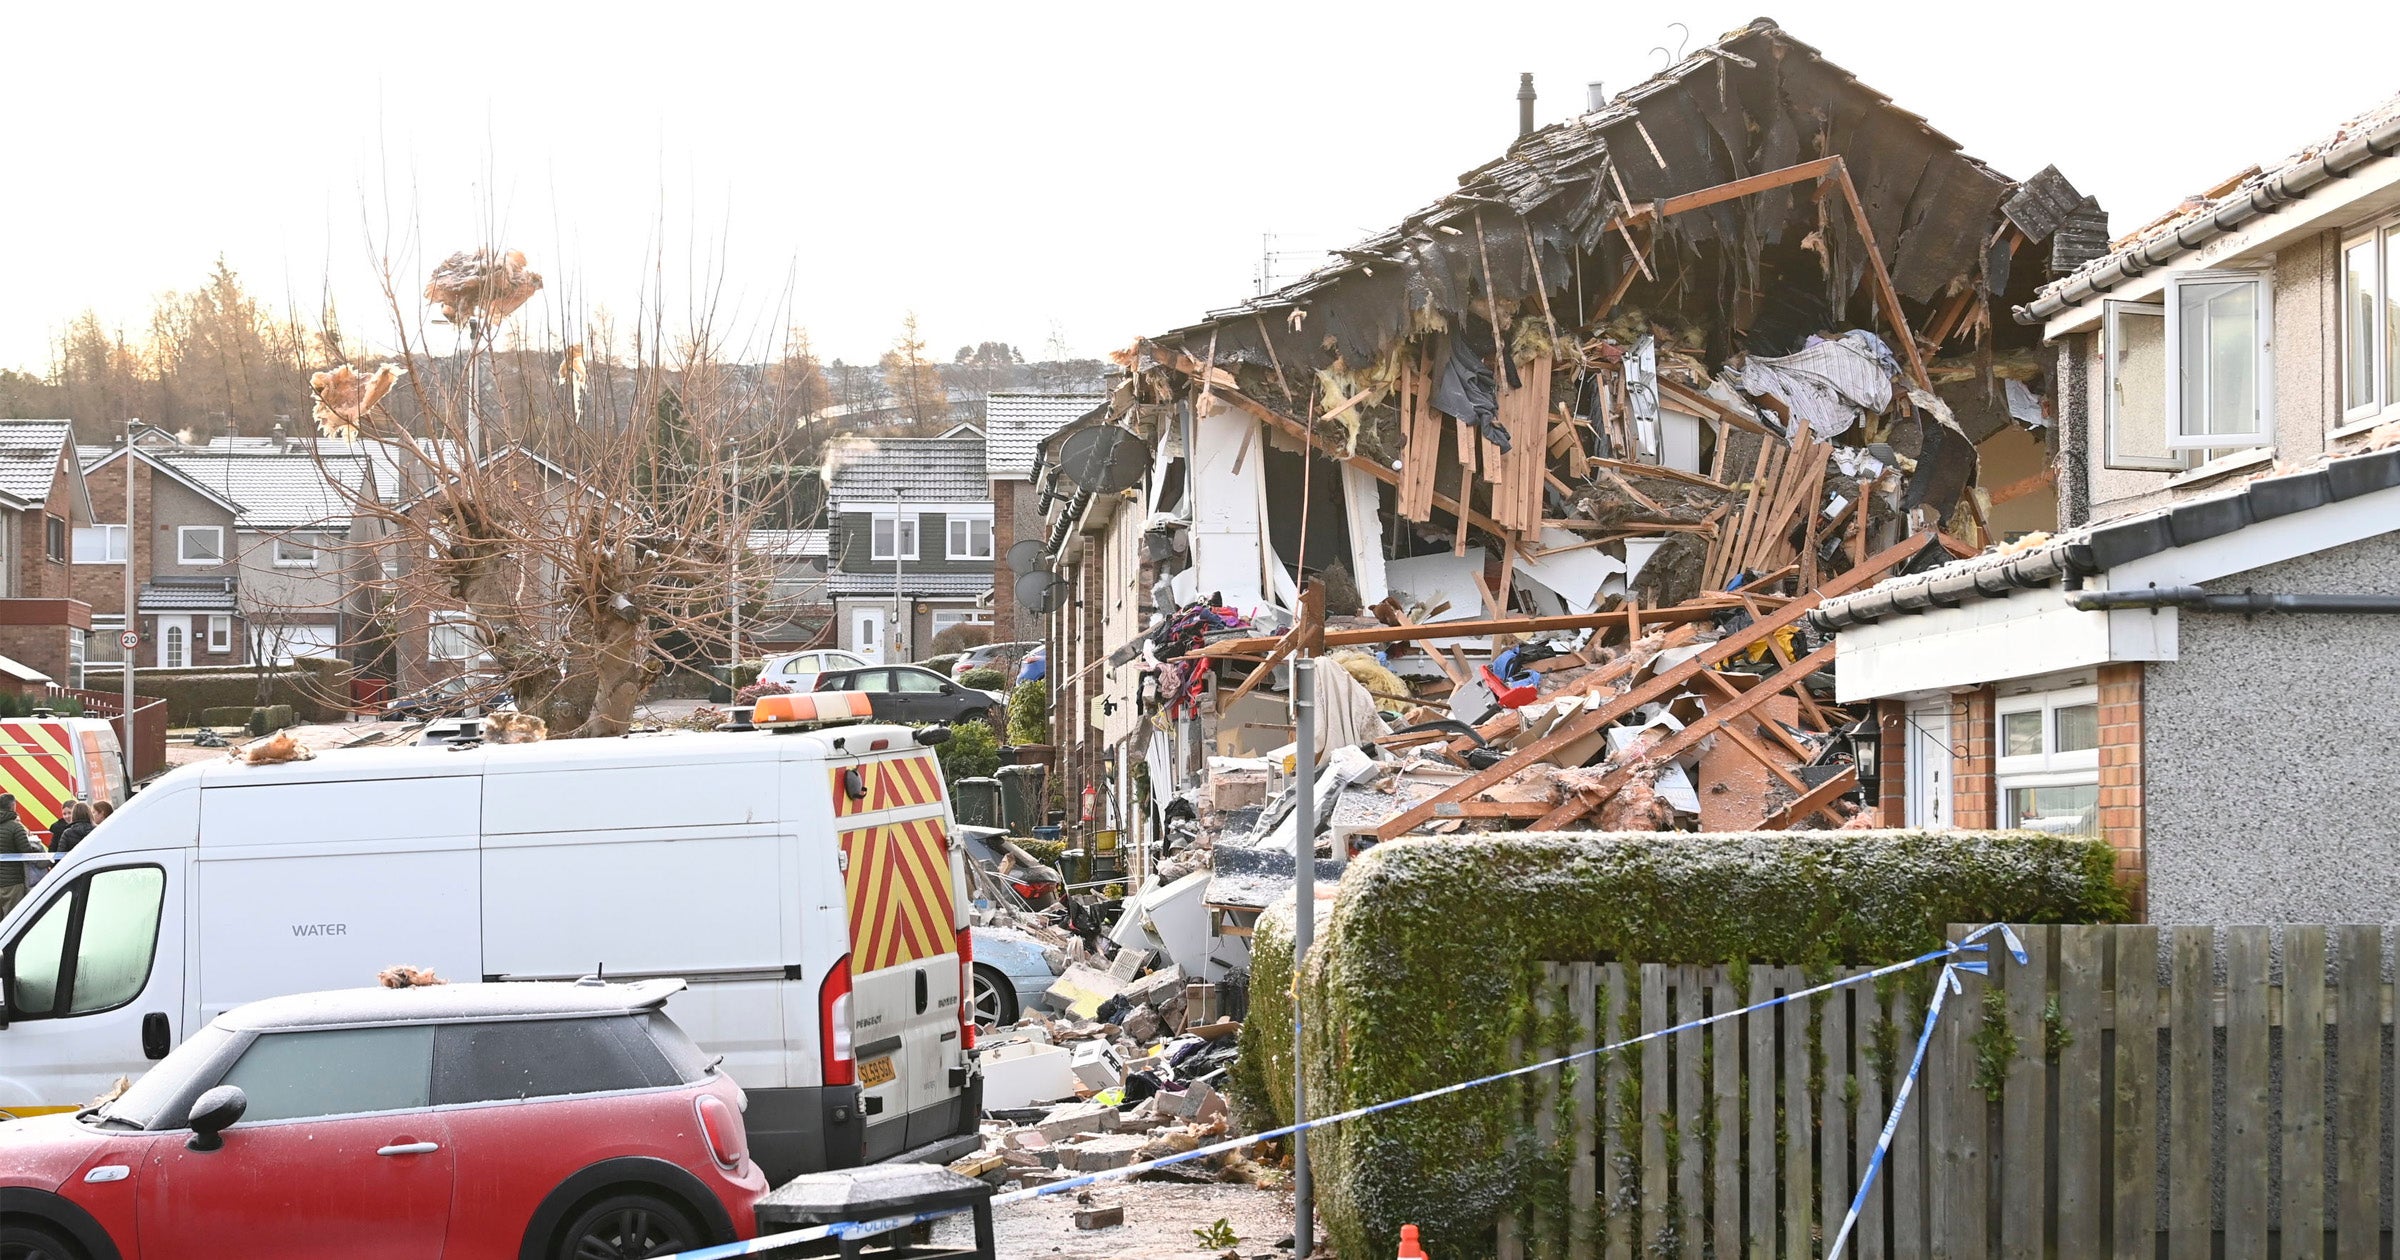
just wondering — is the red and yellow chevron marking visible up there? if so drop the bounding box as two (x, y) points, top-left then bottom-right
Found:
(829, 754), (946, 818)
(840, 817), (958, 974)
(0, 721), (75, 830)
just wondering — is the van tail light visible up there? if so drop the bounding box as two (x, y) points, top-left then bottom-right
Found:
(695, 1092), (747, 1171)
(819, 955), (854, 1086)
(956, 928), (977, 1050)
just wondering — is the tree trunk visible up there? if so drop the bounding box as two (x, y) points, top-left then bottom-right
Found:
(561, 613), (647, 738)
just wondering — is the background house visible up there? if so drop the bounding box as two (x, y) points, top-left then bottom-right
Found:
(825, 428), (992, 663)
(77, 443), (247, 673)
(985, 392), (1105, 645)
(0, 420), (96, 684)
(152, 448), (372, 666)
(1818, 95), (2400, 922)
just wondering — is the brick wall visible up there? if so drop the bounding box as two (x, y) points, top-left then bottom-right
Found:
(75, 457), (143, 616)
(991, 480), (1018, 636)
(0, 625), (71, 683)
(1875, 698), (1907, 823)
(2096, 663), (2146, 917)
(1950, 686), (1996, 829)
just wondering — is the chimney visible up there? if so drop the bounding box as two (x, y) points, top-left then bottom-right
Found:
(1517, 73), (1536, 137)
(271, 419), (288, 453)
(1587, 81), (1607, 112)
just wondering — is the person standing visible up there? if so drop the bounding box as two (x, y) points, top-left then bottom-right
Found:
(51, 802), (94, 856)
(0, 794), (34, 917)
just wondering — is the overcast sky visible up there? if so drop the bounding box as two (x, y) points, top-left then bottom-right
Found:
(5, 1), (2397, 374)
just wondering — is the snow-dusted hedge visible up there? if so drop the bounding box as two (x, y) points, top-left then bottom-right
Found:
(1236, 830), (2128, 1260)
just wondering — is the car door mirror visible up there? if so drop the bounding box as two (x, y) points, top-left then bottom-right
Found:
(185, 1085), (248, 1151)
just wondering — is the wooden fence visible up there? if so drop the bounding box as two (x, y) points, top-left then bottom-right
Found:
(1501, 925), (2397, 1259)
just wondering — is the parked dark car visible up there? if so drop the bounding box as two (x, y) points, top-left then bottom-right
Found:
(381, 673), (513, 721)
(813, 665), (1005, 726)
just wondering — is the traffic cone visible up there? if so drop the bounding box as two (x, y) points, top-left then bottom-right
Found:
(1396, 1223), (1427, 1259)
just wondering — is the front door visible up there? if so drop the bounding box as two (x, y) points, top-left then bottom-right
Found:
(155, 616), (190, 669)
(0, 855), (186, 1120)
(852, 607), (886, 665)
(139, 1025), (453, 1260)
(1905, 701), (1951, 829)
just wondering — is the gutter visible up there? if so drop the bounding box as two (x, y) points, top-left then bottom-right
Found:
(2068, 587), (2400, 615)
(2017, 108), (2400, 324)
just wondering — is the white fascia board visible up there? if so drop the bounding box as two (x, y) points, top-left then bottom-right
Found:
(828, 500), (991, 517)
(1831, 585), (2174, 702)
(2044, 168), (2400, 339)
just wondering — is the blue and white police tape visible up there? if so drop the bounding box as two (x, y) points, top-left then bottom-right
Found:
(661, 922), (2027, 1260)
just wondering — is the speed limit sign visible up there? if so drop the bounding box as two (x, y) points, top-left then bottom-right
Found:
(118, 630), (139, 650)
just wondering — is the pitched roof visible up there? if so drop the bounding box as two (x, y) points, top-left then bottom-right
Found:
(985, 394), (1106, 481)
(827, 570), (991, 598)
(202, 434), (464, 503)
(0, 420), (73, 505)
(2023, 94), (2400, 322)
(81, 445), (248, 515)
(154, 451), (368, 531)
(826, 436), (987, 504)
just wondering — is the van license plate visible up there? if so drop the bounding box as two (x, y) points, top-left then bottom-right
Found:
(859, 1056), (897, 1088)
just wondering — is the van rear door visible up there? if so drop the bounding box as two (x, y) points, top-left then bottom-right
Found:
(830, 743), (966, 1160)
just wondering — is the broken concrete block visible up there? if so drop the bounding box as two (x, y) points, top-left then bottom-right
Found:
(1033, 1101), (1118, 1142)
(1120, 965), (1186, 1009)
(1158, 992), (1189, 1033)
(1074, 1205), (1126, 1230)
(1059, 1133), (1148, 1172)
(1121, 1005), (1164, 1044)
(1070, 1039), (1124, 1090)
(1182, 981), (1220, 1025)
(1043, 964), (1125, 1020)
(1155, 1081), (1224, 1121)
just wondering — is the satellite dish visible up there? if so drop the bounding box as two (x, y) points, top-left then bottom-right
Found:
(1004, 538), (1044, 572)
(1020, 572), (1070, 616)
(1056, 426), (1150, 494)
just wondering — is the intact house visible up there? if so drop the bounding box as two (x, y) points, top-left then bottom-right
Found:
(0, 421), (97, 686)
(824, 427), (994, 663)
(1030, 18), (2103, 861)
(76, 442), (248, 673)
(985, 393), (1105, 645)
(148, 449), (374, 668)
(1815, 96), (2400, 923)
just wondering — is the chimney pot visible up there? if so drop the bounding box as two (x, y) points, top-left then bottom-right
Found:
(1517, 72), (1536, 137)
(1587, 81), (1607, 112)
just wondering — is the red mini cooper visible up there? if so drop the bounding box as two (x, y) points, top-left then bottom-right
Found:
(0, 979), (766, 1260)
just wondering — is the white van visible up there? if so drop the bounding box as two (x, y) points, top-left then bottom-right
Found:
(0, 723), (982, 1181)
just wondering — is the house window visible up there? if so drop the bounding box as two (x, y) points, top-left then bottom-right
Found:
(208, 615), (233, 653)
(930, 609), (994, 636)
(427, 611), (486, 662)
(178, 526), (225, 566)
(69, 627), (85, 689)
(45, 516), (66, 563)
(2165, 271), (2270, 448)
(2340, 216), (2400, 425)
(870, 516), (918, 561)
(2103, 300), (2181, 471)
(73, 524), (128, 564)
(1994, 682), (2101, 837)
(946, 517), (993, 560)
(273, 535), (318, 568)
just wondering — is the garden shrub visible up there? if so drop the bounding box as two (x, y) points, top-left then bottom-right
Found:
(733, 679), (792, 707)
(1242, 830), (2130, 1260)
(933, 719), (999, 787)
(930, 623), (994, 655)
(1007, 680), (1048, 746)
(958, 666), (1006, 691)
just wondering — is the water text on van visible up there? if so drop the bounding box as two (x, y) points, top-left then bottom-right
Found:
(290, 923), (348, 937)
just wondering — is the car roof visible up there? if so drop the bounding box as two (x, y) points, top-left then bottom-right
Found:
(216, 979), (686, 1031)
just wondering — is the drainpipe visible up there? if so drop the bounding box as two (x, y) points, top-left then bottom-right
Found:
(2067, 587), (2400, 614)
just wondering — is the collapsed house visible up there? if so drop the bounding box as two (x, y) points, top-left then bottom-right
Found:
(1026, 18), (2108, 900)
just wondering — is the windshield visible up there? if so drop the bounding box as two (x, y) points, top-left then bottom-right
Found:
(88, 1024), (236, 1130)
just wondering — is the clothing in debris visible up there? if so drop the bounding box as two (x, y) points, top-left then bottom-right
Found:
(1430, 335), (1512, 453)
(2004, 378), (2048, 429)
(1734, 333), (1896, 440)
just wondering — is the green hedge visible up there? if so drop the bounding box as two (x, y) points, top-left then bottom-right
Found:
(1007, 680), (1048, 746)
(85, 659), (353, 724)
(1243, 830), (2129, 1260)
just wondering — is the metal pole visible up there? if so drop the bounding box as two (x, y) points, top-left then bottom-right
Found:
(891, 495), (905, 664)
(728, 442), (742, 668)
(1291, 657), (1316, 1259)
(121, 420), (137, 785)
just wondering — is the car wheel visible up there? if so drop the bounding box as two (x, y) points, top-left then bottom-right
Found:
(971, 963), (1019, 1028)
(554, 1191), (704, 1260)
(0, 1222), (85, 1260)
(959, 707), (993, 729)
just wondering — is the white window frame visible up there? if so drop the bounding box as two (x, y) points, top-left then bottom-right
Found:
(73, 523), (129, 565)
(207, 615), (232, 653)
(426, 611), (487, 663)
(178, 525), (226, 566)
(929, 608), (994, 635)
(2338, 215), (2400, 429)
(1993, 681), (2101, 836)
(272, 535), (319, 568)
(2103, 299), (2185, 471)
(945, 516), (993, 561)
(870, 515), (918, 562)
(2163, 269), (2272, 450)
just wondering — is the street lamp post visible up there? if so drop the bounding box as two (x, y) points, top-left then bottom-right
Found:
(121, 420), (137, 784)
